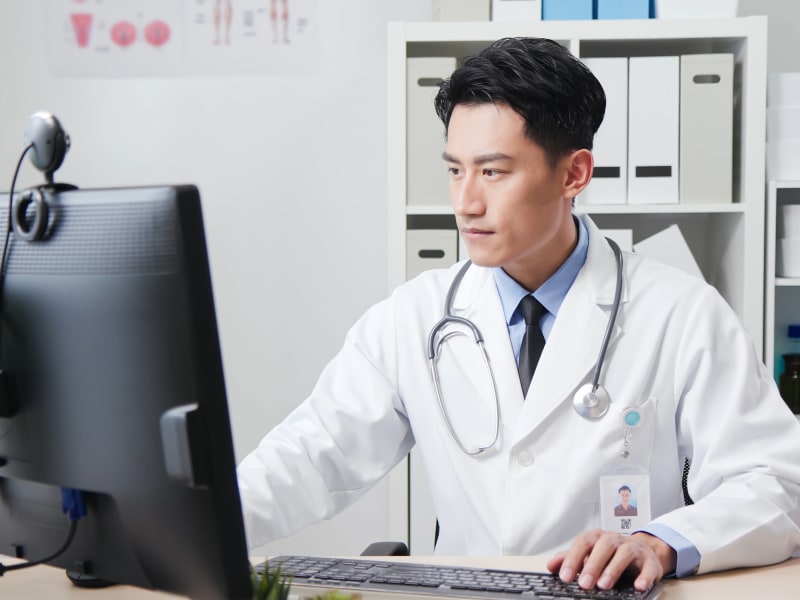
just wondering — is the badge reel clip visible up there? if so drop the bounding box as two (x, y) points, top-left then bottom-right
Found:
(599, 405), (652, 531)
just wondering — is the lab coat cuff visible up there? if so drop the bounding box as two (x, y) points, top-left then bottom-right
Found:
(637, 523), (701, 578)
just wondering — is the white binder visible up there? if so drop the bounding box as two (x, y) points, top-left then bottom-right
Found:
(407, 57), (456, 207)
(433, 0), (490, 21)
(491, 0), (541, 21)
(627, 56), (679, 204)
(580, 57), (628, 205)
(680, 53), (733, 204)
(406, 230), (458, 280)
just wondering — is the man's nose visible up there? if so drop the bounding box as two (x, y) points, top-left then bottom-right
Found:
(452, 173), (484, 216)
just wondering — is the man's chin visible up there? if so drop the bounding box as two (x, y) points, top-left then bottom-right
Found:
(461, 250), (500, 268)
(466, 256), (502, 269)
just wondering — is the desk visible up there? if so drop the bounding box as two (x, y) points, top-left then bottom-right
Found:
(1, 555), (799, 599)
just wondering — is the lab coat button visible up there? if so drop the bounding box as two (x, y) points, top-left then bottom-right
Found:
(517, 451), (534, 467)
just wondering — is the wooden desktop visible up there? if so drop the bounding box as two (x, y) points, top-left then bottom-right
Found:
(1, 554), (798, 599)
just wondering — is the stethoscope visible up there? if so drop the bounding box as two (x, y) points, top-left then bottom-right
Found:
(427, 237), (623, 455)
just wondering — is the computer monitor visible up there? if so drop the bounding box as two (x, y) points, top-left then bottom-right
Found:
(0, 184), (252, 599)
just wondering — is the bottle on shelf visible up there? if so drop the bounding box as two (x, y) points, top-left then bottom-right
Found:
(779, 324), (800, 414)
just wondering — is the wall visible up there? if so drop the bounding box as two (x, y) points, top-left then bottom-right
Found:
(1, 0), (797, 559)
(739, 0), (800, 73)
(0, 0), (432, 557)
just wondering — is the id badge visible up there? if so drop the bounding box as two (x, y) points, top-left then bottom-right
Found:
(599, 404), (652, 533)
(599, 472), (651, 534)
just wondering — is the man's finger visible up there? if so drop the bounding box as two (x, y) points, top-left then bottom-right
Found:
(577, 533), (625, 589)
(551, 529), (603, 583)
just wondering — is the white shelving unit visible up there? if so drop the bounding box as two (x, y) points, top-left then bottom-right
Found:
(765, 181), (800, 387)
(386, 16), (768, 553)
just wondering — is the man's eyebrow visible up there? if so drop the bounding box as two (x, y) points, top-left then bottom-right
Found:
(442, 151), (513, 164)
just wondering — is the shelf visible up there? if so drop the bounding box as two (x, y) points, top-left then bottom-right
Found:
(765, 181), (800, 380)
(776, 278), (800, 287)
(391, 19), (769, 553)
(407, 204), (747, 215)
(400, 17), (762, 45)
(576, 204), (746, 215)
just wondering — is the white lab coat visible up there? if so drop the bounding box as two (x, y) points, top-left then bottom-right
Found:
(237, 215), (800, 574)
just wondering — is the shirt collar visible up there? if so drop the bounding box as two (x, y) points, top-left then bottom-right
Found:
(492, 216), (589, 325)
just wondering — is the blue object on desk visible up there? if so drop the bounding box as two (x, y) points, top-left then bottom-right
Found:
(542, 0), (594, 20)
(596, 0), (654, 19)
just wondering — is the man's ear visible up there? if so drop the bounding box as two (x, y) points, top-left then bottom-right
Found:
(562, 149), (594, 200)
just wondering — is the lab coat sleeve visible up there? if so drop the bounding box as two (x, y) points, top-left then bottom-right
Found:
(650, 284), (800, 574)
(236, 296), (415, 550)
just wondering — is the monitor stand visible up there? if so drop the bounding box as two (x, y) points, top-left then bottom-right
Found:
(66, 569), (116, 588)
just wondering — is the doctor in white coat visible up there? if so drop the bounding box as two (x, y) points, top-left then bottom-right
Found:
(237, 37), (800, 592)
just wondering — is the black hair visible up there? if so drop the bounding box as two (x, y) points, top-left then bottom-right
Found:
(618, 485), (632, 493)
(434, 37), (606, 167)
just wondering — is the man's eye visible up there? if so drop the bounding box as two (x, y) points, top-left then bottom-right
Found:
(448, 167), (461, 176)
(483, 168), (499, 176)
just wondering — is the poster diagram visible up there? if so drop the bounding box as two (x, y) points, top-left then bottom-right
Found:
(46, 0), (318, 77)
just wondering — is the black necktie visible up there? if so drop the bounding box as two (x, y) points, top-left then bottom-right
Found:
(518, 295), (546, 396)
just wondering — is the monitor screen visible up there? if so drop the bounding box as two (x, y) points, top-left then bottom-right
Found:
(0, 184), (252, 599)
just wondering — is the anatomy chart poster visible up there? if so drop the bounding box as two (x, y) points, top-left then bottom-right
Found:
(46, 0), (318, 76)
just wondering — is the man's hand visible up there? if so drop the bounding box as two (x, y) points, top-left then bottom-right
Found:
(545, 530), (677, 592)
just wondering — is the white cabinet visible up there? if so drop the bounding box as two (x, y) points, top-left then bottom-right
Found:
(387, 17), (768, 553)
(765, 181), (800, 389)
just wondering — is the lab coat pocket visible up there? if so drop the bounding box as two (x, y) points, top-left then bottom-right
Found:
(566, 396), (659, 500)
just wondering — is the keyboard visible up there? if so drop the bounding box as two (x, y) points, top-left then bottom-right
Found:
(260, 555), (664, 600)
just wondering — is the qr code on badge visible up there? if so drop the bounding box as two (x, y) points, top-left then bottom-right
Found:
(620, 519), (632, 530)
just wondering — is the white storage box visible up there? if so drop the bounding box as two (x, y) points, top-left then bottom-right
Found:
(628, 56), (680, 204)
(433, 0), (490, 21)
(767, 140), (800, 181)
(655, 0), (737, 19)
(633, 224), (704, 280)
(406, 230), (459, 279)
(492, 0), (541, 21)
(782, 204), (800, 238)
(768, 73), (800, 107)
(580, 57), (628, 205)
(767, 107), (800, 141)
(778, 237), (800, 278)
(679, 54), (733, 204)
(407, 57), (457, 207)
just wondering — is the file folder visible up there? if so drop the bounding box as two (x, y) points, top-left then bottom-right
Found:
(407, 230), (459, 279)
(407, 57), (456, 207)
(491, 0), (542, 21)
(628, 56), (679, 204)
(633, 224), (704, 280)
(433, 0), (490, 21)
(596, 0), (651, 19)
(542, 0), (593, 20)
(680, 53), (733, 204)
(580, 57), (628, 205)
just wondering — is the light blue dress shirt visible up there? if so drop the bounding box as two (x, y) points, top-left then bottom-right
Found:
(490, 216), (701, 577)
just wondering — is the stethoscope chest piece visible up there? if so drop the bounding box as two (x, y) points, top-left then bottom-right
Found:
(573, 383), (610, 419)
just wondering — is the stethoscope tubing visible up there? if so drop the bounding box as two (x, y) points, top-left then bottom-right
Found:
(427, 237), (623, 454)
(589, 237), (623, 392)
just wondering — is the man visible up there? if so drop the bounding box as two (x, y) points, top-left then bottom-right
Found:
(614, 486), (638, 517)
(237, 37), (800, 592)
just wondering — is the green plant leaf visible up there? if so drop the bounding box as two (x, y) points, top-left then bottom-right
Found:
(250, 562), (293, 600)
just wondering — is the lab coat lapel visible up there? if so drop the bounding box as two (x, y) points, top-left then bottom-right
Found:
(512, 216), (628, 443)
(449, 265), (527, 432)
